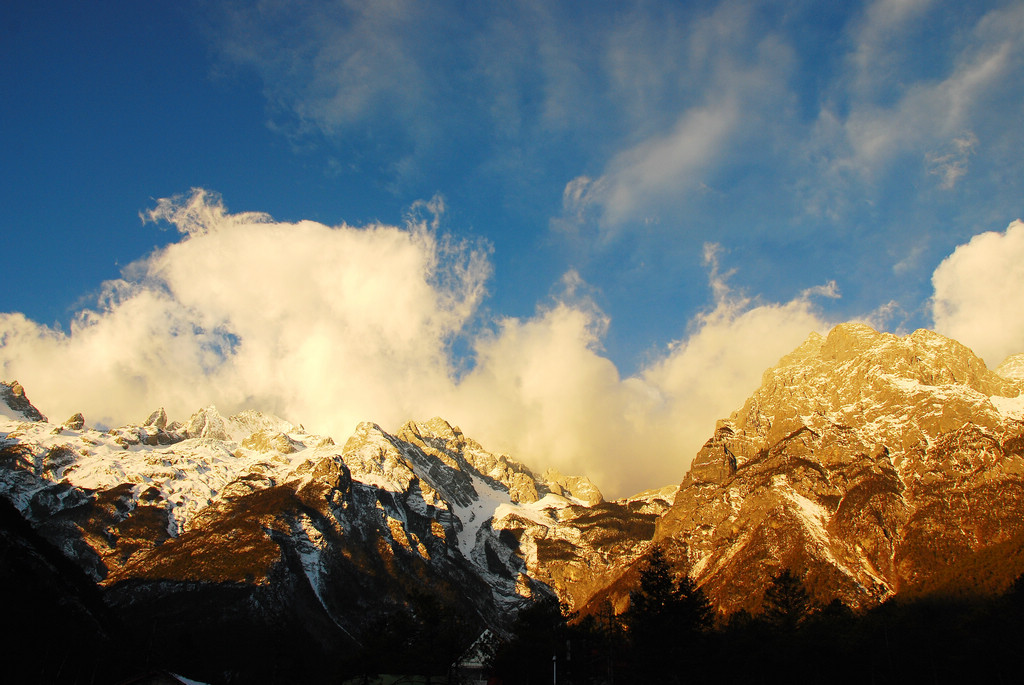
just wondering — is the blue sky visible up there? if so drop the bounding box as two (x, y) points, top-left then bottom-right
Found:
(3, 0), (1024, 495)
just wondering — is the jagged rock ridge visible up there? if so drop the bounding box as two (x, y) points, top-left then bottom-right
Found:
(0, 383), (663, 680)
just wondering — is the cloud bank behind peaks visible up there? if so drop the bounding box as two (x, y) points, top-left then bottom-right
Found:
(0, 190), (835, 497)
(0, 189), (490, 438)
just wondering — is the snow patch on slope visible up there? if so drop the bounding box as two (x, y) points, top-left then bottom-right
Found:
(991, 394), (1024, 419)
(0, 405), (338, 535)
(778, 477), (886, 588)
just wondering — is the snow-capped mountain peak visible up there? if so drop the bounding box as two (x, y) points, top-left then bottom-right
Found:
(0, 380), (658, 639)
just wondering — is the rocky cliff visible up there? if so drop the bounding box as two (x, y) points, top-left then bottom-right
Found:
(654, 323), (1024, 614)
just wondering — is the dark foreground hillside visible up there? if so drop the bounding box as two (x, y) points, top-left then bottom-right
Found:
(0, 497), (143, 683)
(492, 552), (1024, 685)
(6, 496), (1024, 685)
(0, 495), (472, 684)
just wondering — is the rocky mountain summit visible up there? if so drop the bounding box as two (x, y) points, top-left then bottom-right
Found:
(655, 323), (1024, 614)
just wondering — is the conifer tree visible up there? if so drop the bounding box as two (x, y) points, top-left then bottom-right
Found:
(762, 568), (811, 631)
(625, 545), (712, 683)
(489, 595), (571, 684)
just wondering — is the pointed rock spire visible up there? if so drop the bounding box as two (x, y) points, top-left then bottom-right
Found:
(0, 380), (47, 422)
(144, 407), (169, 430)
(184, 405), (228, 441)
(63, 413), (85, 431)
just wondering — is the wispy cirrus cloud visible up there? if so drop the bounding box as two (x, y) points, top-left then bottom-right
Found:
(834, 40), (1015, 181)
(210, 1), (437, 135)
(847, 0), (936, 99)
(204, 1), (1023, 248)
(819, 0), (1024, 188)
(205, 1), (613, 173)
(555, 2), (798, 235)
(926, 132), (978, 190)
(558, 97), (741, 232)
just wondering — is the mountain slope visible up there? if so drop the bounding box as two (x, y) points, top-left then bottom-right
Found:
(654, 323), (1024, 614)
(0, 383), (662, 680)
(0, 496), (148, 683)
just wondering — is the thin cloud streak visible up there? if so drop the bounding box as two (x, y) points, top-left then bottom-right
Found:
(560, 98), (741, 231)
(836, 39), (1014, 179)
(816, 0), (1024, 192)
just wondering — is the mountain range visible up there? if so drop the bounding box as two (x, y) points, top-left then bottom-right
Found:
(3, 322), (1024, 682)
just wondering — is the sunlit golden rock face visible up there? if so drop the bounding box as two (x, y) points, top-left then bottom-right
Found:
(241, 429), (300, 454)
(997, 352), (1024, 381)
(727, 323), (1019, 457)
(654, 323), (1024, 615)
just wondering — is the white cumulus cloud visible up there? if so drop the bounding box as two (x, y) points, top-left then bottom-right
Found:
(446, 244), (835, 496)
(931, 219), (1024, 367)
(0, 189), (490, 436)
(1, 190), (838, 498)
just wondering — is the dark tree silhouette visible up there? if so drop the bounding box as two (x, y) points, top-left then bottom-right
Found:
(761, 568), (811, 631)
(624, 545), (712, 684)
(573, 599), (627, 683)
(489, 595), (574, 684)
